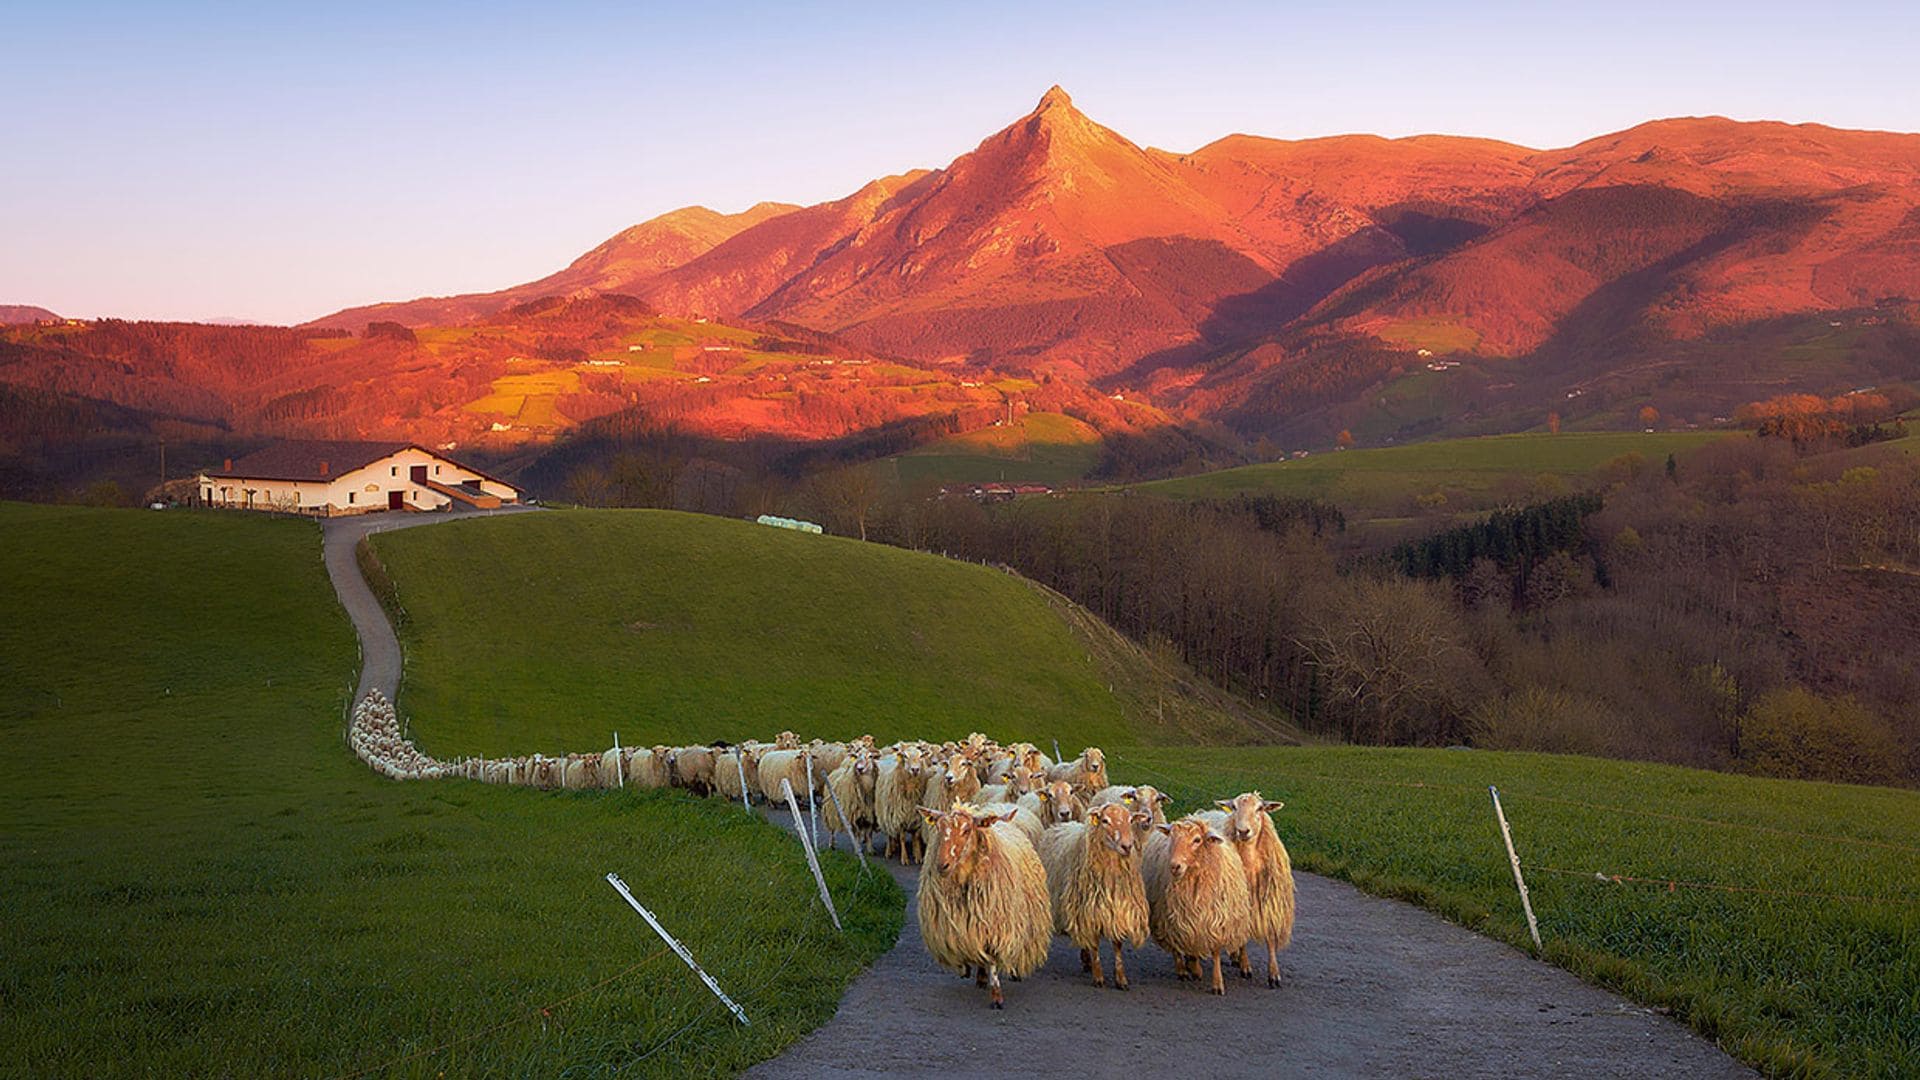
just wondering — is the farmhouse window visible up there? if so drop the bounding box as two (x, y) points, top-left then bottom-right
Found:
(391, 466), (398, 476)
(348, 492), (355, 504)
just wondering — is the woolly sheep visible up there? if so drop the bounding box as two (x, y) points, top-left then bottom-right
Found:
(822, 748), (881, 852)
(669, 745), (717, 795)
(1038, 802), (1153, 989)
(1090, 784), (1172, 839)
(920, 756), (982, 817)
(757, 747), (816, 805)
(561, 753), (604, 790)
(1046, 747), (1109, 798)
(1017, 780), (1087, 829)
(978, 765), (1044, 806)
(1143, 815), (1253, 995)
(875, 748), (934, 864)
(916, 805), (1052, 1009)
(1204, 792), (1296, 988)
(625, 746), (671, 789)
(714, 745), (764, 803)
(972, 800), (1043, 850)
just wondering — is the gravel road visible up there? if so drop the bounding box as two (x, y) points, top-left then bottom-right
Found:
(749, 808), (1753, 1079)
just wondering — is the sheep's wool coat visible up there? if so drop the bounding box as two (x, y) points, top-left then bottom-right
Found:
(917, 822), (1052, 978)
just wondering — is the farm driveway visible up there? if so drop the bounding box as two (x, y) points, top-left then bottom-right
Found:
(751, 808), (1754, 1079)
(322, 505), (540, 703)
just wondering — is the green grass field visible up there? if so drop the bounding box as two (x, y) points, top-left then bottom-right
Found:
(372, 509), (1246, 757)
(1138, 431), (1728, 515)
(1114, 745), (1920, 1079)
(0, 503), (899, 1077)
(884, 411), (1102, 492)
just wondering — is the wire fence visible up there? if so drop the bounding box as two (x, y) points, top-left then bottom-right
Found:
(1107, 749), (1920, 910)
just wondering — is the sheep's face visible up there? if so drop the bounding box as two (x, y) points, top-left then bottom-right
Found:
(1214, 792), (1284, 844)
(1082, 748), (1108, 785)
(921, 807), (1015, 879)
(1035, 782), (1079, 824)
(1133, 785), (1171, 824)
(1006, 767), (1041, 798)
(903, 750), (925, 777)
(1159, 818), (1224, 879)
(943, 759), (975, 792)
(1091, 803), (1142, 858)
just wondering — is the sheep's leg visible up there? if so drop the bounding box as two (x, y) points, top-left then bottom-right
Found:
(1079, 947), (1093, 974)
(973, 965), (987, 987)
(1112, 941), (1129, 991)
(1088, 944), (1105, 988)
(1236, 944), (1253, 979)
(1210, 951), (1226, 995)
(1267, 935), (1281, 988)
(988, 964), (1004, 1010)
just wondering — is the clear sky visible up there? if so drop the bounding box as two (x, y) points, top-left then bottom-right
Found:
(4, 0), (1916, 324)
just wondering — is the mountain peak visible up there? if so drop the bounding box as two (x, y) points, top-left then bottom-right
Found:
(1036, 84), (1074, 112)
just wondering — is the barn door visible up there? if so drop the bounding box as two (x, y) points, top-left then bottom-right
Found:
(388, 491), (404, 510)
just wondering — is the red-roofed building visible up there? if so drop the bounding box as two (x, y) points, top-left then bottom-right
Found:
(198, 440), (520, 515)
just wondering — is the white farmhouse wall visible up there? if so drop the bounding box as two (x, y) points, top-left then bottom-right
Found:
(199, 446), (516, 515)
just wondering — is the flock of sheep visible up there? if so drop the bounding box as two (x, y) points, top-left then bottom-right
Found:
(347, 692), (1295, 1009)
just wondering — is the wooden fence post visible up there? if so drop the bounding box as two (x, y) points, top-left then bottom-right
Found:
(782, 779), (842, 931)
(1490, 786), (1542, 950)
(606, 873), (750, 1026)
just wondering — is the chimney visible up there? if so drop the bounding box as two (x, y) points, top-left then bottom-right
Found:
(319, 460), (329, 476)
(223, 457), (233, 471)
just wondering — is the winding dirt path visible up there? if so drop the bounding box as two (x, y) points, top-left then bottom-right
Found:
(319, 508), (1753, 1078)
(752, 809), (1753, 1079)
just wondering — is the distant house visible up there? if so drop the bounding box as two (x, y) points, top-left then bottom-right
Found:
(198, 440), (520, 516)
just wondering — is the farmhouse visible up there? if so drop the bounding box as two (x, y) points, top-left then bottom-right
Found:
(199, 440), (520, 515)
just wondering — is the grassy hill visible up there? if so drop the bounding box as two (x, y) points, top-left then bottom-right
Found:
(884, 411), (1103, 492)
(1120, 745), (1920, 1079)
(1136, 431), (1728, 518)
(372, 508), (1280, 757)
(0, 503), (898, 1077)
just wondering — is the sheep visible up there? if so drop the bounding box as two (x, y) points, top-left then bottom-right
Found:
(621, 746), (669, 789)
(528, 756), (561, 791)
(915, 804), (1053, 1009)
(1090, 784), (1172, 838)
(921, 755), (982, 817)
(822, 748), (880, 852)
(1038, 802), (1153, 989)
(1047, 747), (1109, 798)
(1143, 815), (1253, 995)
(1204, 792), (1296, 988)
(561, 753), (604, 790)
(875, 748), (934, 864)
(757, 747), (815, 805)
(669, 745), (717, 795)
(714, 744), (764, 803)
(810, 740), (850, 777)
(773, 730), (801, 750)
(972, 800), (1044, 849)
(1017, 780), (1087, 829)
(978, 765), (1044, 806)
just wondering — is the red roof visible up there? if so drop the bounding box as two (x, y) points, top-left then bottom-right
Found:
(204, 440), (516, 491)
